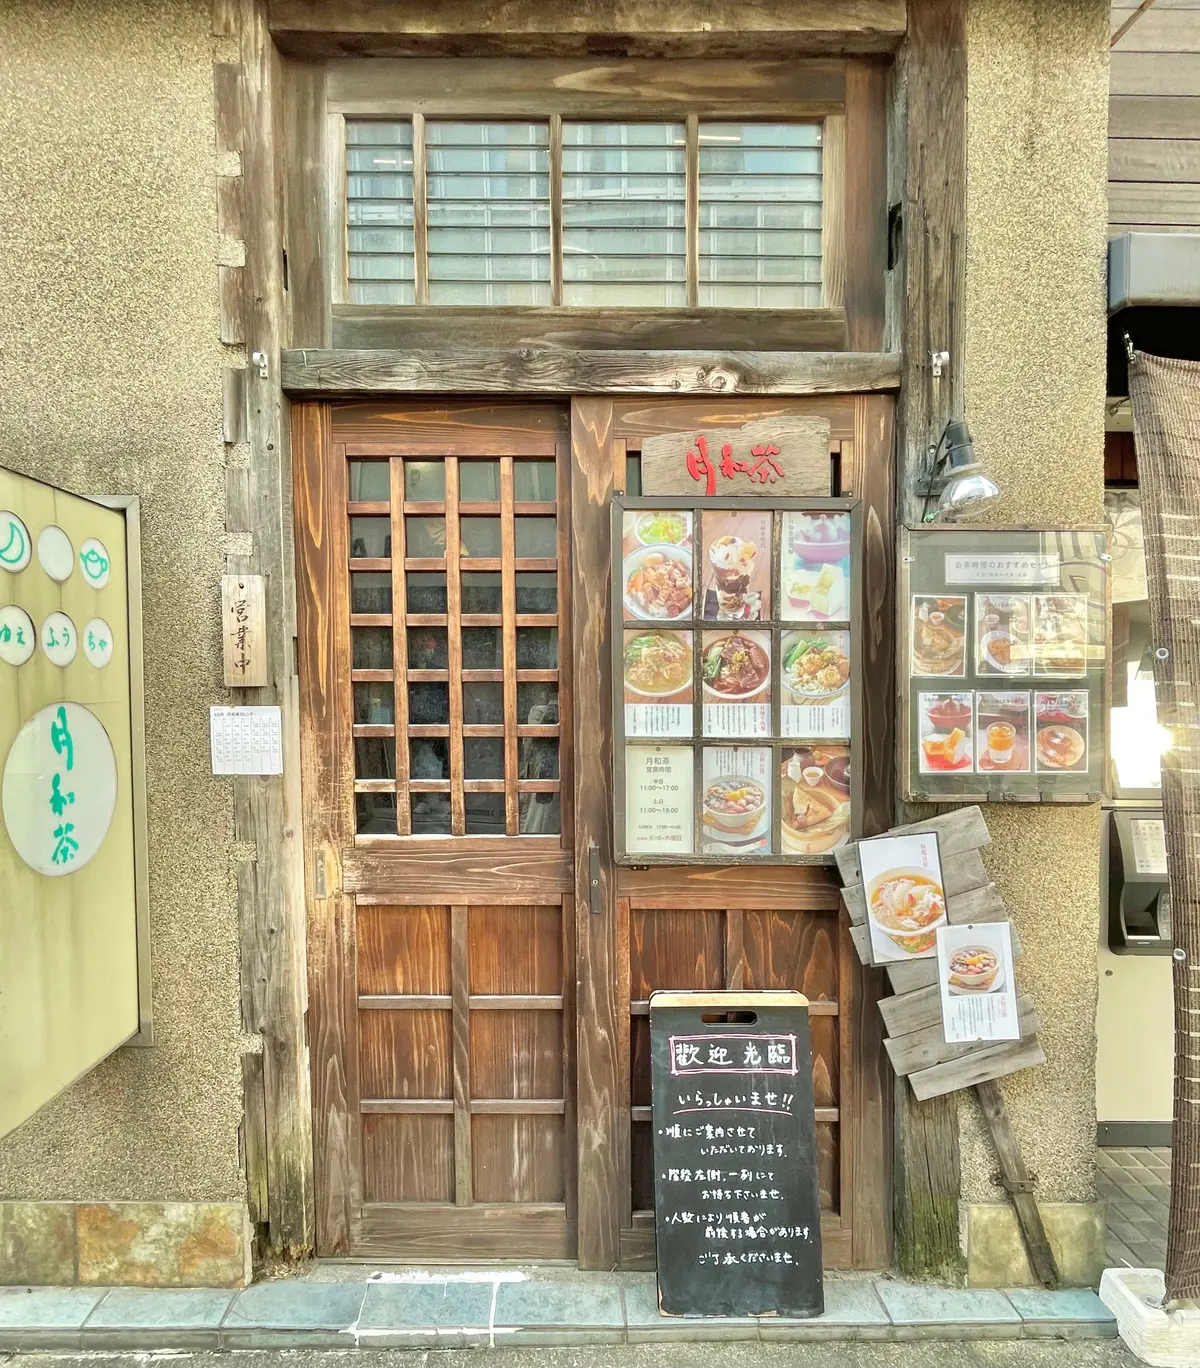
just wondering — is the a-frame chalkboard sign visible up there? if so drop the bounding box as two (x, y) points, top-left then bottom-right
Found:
(650, 991), (823, 1318)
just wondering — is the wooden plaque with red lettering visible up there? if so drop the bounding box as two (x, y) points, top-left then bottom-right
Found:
(641, 418), (831, 500)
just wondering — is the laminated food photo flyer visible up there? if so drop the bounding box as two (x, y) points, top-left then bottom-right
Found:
(936, 922), (1019, 1044)
(858, 831), (948, 964)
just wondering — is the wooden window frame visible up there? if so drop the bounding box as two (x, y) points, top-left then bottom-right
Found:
(291, 57), (879, 353)
(337, 107), (843, 314)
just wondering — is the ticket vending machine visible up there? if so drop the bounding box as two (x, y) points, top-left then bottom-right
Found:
(1107, 810), (1171, 953)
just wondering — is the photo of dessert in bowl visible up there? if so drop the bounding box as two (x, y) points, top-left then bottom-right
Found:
(946, 944), (1003, 995)
(702, 775), (768, 841)
(780, 748), (851, 854)
(865, 868), (948, 956)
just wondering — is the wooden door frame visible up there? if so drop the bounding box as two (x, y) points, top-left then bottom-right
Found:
(294, 391), (895, 1270)
(569, 395), (895, 1270)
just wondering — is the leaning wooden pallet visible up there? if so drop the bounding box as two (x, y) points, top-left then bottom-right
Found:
(836, 805), (1058, 1288)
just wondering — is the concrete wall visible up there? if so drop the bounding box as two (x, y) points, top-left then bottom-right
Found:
(0, 1), (243, 1212)
(961, 0), (1109, 1239)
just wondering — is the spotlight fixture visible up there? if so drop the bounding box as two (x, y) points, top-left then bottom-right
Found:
(921, 420), (1000, 522)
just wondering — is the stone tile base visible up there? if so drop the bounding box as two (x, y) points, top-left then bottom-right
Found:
(0, 1202), (250, 1288)
(961, 1202), (1105, 1289)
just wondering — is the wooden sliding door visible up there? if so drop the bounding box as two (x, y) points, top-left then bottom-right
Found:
(296, 401), (578, 1258)
(296, 395), (893, 1268)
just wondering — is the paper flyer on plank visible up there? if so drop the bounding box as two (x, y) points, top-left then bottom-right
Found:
(936, 921), (1020, 1044)
(857, 831), (947, 964)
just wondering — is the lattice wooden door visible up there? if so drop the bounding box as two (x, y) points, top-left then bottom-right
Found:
(295, 402), (578, 1258)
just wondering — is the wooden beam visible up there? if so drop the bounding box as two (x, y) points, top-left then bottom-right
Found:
(221, 0), (315, 1260)
(571, 398), (621, 1270)
(893, 0), (967, 523)
(887, 0), (968, 1278)
(269, 0), (908, 57)
(974, 1078), (1059, 1287)
(331, 306), (848, 354)
(281, 348), (901, 397)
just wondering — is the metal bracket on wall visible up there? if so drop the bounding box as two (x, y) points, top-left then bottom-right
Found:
(251, 350), (269, 380)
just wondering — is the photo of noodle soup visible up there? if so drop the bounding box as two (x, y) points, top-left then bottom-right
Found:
(866, 868), (947, 955)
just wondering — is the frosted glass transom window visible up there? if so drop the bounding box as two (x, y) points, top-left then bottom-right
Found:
(346, 121), (415, 305)
(425, 122), (552, 306)
(561, 123), (687, 306)
(698, 123), (823, 308)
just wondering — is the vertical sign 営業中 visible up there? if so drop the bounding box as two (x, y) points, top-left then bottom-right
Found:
(650, 992), (823, 1318)
(0, 469), (140, 1139)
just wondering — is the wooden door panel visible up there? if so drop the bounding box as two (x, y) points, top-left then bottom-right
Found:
(298, 401), (577, 1260)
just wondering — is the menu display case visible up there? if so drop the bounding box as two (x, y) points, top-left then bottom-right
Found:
(611, 495), (862, 864)
(899, 526), (1111, 803)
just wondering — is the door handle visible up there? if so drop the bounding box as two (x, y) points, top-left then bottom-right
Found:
(589, 841), (602, 915)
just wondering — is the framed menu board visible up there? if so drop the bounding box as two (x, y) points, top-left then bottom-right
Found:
(899, 526), (1111, 803)
(612, 495), (862, 864)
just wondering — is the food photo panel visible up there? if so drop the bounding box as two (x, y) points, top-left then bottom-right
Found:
(780, 630), (851, 739)
(975, 692), (1031, 774)
(700, 747), (772, 855)
(701, 629), (771, 737)
(701, 509), (772, 621)
(1032, 594), (1089, 677)
(917, 692), (974, 773)
(621, 509), (694, 623)
(1034, 691), (1089, 773)
(623, 628), (693, 738)
(974, 594), (1032, 676)
(779, 746), (851, 856)
(859, 831), (947, 963)
(779, 510), (851, 623)
(910, 595), (967, 677)
(624, 744), (695, 856)
(936, 922), (1019, 1043)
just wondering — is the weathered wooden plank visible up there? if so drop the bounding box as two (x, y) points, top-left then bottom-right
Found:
(843, 60), (888, 351)
(1110, 137), (1200, 183)
(356, 1206), (576, 1261)
(1113, 8), (1200, 53)
(270, 1), (908, 55)
(218, 264), (245, 345)
(223, 367), (247, 444)
(451, 905), (472, 1207)
(332, 305), (848, 353)
(230, 0), (314, 1259)
(344, 849), (574, 899)
(1109, 181), (1200, 224)
(908, 1037), (1046, 1102)
(886, 996), (1038, 1077)
(879, 984), (941, 1038)
(282, 348), (901, 397)
(842, 848), (991, 922)
(618, 864), (841, 909)
(572, 398), (620, 1270)
(213, 61), (243, 155)
(325, 55), (848, 111)
(1110, 96), (1200, 141)
(217, 174), (244, 240)
(974, 1077), (1059, 1287)
(835, 805), (991, 884)
(281, 57), (330, 348)
(1111, 52), (1200, 98)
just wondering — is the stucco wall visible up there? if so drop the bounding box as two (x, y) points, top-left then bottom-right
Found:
(0, 1), (243, 1201)
(962, 0), (1110, 1205)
